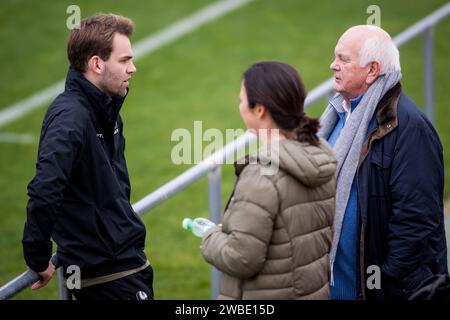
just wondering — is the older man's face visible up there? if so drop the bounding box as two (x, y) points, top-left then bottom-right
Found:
(330, 32), (371, 101)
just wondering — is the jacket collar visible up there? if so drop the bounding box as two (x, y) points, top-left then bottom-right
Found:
(65, 67), (127, 123)
(234, 154), (255, 176)
(329, 92), (363, 115)
(357, 82), (402, 169)
(373, 82), (402, 138)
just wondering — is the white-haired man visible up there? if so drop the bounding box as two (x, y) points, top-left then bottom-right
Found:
(319, 25), (448, 300)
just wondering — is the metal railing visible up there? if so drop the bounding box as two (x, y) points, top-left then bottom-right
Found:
(1, 1), (449, 301)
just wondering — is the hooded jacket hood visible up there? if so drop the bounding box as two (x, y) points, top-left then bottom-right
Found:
(237, 138), (337, 187)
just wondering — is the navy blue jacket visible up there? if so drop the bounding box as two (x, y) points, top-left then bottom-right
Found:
(357, 83), (448, 299)
(22, 68), (147, 278)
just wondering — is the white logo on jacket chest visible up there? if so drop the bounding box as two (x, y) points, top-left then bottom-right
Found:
(96, 122), (118, 139)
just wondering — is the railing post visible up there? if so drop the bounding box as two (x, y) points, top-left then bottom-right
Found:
(424, 26), (435, 124)
(57, 268), (71, 300)
(208, 166), (222, 300)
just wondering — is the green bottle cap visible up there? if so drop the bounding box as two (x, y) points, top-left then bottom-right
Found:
(182, 218), (192, 230)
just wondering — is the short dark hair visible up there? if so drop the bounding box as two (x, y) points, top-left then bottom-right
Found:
(67, 13), (134, 72)
(242, 61), (320, 146)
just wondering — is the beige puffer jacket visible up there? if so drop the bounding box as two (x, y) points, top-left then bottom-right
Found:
(201, 138), (336, 299)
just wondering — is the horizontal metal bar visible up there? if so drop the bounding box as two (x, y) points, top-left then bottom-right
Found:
(0, 254), (59, 300)
(133, 131), (256, 215)
(393, 2), (450, 48)
(304, 78), (335, 108)
(0, 270), (39, 300)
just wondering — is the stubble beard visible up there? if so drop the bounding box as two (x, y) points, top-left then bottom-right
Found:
(100, 66), (127, 98)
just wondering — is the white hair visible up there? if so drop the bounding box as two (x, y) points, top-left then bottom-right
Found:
(359, 30), (401, 74)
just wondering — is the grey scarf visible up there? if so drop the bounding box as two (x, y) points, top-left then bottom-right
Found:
(318, 71), (401, 285)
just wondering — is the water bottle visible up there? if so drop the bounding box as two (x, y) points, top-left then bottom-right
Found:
(182, 217), (216, 237)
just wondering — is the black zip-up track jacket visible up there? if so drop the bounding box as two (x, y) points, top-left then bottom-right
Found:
(23, 68), (147, 278)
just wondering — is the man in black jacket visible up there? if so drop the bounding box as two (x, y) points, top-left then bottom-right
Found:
(22, 13), (153, 300)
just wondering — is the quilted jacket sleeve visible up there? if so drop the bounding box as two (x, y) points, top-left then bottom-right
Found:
(201, 164), (279, 279)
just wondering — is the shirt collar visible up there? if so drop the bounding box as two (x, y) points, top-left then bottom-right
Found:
(330, 92), (364, 120)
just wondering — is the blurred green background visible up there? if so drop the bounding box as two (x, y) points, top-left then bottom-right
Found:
(0, 0), (449, 299)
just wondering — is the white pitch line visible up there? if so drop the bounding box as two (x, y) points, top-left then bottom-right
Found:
(0, 0), (254, 129)
(0, 132), (35, 144)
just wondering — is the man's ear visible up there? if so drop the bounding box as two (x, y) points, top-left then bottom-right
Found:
(366, 60), (381, 85)
(87, 55), (104, 75)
